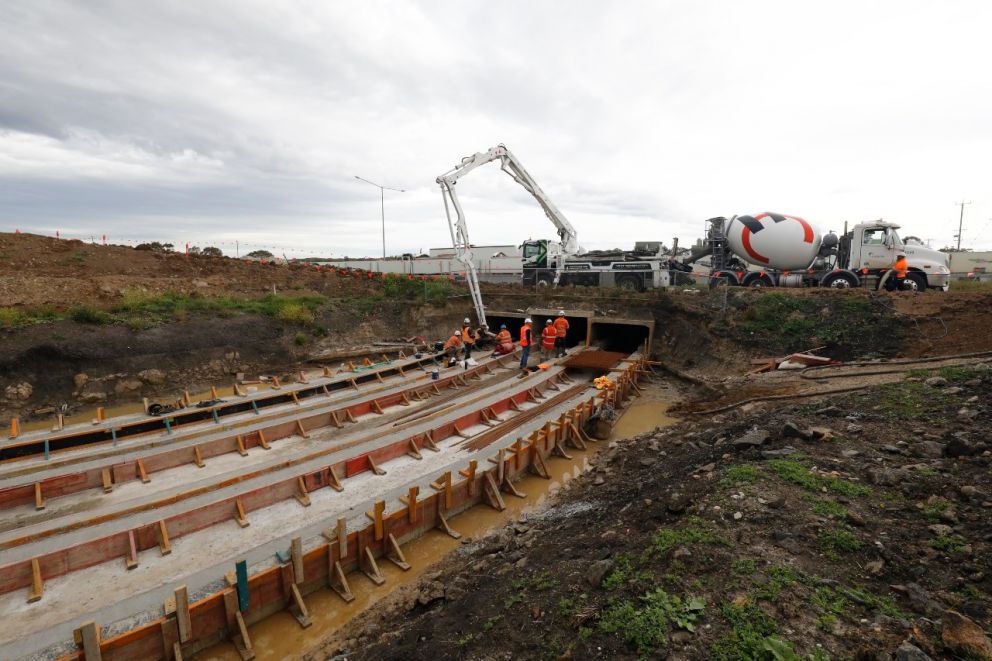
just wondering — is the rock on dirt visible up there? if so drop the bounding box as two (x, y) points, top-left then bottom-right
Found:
(138, 369), (167, 385)
(941, 610), (992, 659)
(3, 382), (33, 401)
(585, 559), (613, 587)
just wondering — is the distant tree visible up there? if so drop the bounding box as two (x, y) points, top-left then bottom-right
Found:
(202, 246), (223, 257)
(135, 241), (174, 253)
(188, 246), (202, 255)
(246, 249), (274, 259)
(162, 243), (174, 252)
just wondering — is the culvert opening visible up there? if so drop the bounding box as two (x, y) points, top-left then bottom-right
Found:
(589, 321), (651, 354)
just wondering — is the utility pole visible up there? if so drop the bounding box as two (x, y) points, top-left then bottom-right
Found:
(354, 176), (406, 258)
(955, 200), (971, 251)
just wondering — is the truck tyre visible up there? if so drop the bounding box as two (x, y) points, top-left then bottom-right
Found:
(905, 272), (926, 291)
(744, 273), (774, 288)
(616, 275), (642, 291)
(535, 274), (553, 287)
(821, 271), (859, 289)
(709, 271), (739, 289)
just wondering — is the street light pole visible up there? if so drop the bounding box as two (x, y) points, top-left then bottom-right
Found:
(955, 200), (971, 251)
(355, 175), (405, 258)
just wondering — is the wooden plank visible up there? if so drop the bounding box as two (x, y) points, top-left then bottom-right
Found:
(367, 455), (386, 475)
(406, 438), (422, 460)
(257, 429), (269, 449)
(28, 558), (43, 603)
(137, 459), (150, 484)
(158, 520), (172, 556)
(175, 585), (192, 643)
(436, 509), (461, 539)
(483, 471), (507, 511)
(329, 559), (354, 603)
(288, 583), (312, 628)
(295, 420), (308, 438)
(336, 517), (348, 559)
(34, 482), (44, 511)
(75, 621), (102, 661)
(327, 465), (344, 492)
(365, 500), (385, 541)
(290, 537), (304, 583)
(236, 435), (248, 456)
(234, 610), (255, 659)
(398, 486), (419, 524)
(234, 498), (250, 527)
(385, 533), (411, 571)
(294, 476), (311, 507)
(101, 468), (113, 493)
(125, 529), (139, 570)
(361, 546), (385, 585)
(459, 460), (478, 497)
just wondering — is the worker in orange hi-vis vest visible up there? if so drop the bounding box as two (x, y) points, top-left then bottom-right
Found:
(461, 317), (476, 359)
(541, 319), (558, 361)
(553, 310), (569, 358)
(492, 324), (514, 357)
(442, 330), (463, 365)
(518, 318), (533, 370)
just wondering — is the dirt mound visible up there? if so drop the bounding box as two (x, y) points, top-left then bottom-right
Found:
(0, 232), (377, 310)
(311, 367), (992, 661)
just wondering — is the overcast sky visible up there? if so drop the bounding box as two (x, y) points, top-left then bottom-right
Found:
(1, 1), (990, 258)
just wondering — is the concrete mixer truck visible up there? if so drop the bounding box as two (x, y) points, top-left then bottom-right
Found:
(677, 214), (951, 291)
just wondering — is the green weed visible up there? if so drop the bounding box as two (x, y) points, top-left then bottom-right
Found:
(819, 528), (863, 559)
(721, 465), (763, 486)
(930, 534), (966, 553)
(67, 305), (112, 325)
(920, 498), (951, 522)
(599, 590), (705, 656)
(767, 459), (871, 497)
(0, 307), (28, 328)
(732, 559), (757, 576)
(643, 518), (730, 560)
(811, 499), (847, 518)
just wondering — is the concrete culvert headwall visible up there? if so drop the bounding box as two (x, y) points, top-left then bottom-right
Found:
(589, 320), (652, 354)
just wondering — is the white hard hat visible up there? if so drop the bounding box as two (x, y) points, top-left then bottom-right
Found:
(454, 330), (461, 336)
(558, 310), (565, 316)
(524, 317), (532, 323)
(546, 319), (552, 324)
(463, 317), (470, 324)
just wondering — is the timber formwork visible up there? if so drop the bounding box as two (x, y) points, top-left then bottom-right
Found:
(3, 349), (650, 661)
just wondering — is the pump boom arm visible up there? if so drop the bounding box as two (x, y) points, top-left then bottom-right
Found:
(437, 145), (578, 327)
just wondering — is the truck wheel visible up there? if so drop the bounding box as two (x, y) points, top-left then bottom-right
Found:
(616, 275), (641, 291)
(709, 271), (739, 289)
(535, 274), (553, 287)
(821, 272), (859, 289)
(745, 274), (773, 288)
(905, 272), (926, 291)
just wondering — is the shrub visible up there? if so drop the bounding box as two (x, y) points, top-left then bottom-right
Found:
(277, 302), (315, 325)
(0, 307), (28, 328)
(294, 331), (309, 346)
(68, 305), (112, 325)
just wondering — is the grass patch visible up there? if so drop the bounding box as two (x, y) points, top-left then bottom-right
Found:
(864, 381), (949, 420)
(643, 517), (731, 561)
(0, 307), (29, 328)
(811, 499), (847, 518)
(930, 534), (967, 553)
(732, 559), (757, 576)
(819, 528), (863, 559)
(767, 459), (871, 497)
(599, 589), (704, 656)
(67, 305), (112, 325)
(920, 498), (951, 522)
(721, 465), (763, 487)
(293, 331), (309, 346)
(754, 565), (801, 602)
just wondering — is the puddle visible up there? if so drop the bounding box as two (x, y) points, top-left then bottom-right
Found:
(195, 403), (677, 661)
(610, 398), (677, 439)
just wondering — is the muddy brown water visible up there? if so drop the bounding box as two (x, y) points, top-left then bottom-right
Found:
(195, 392), (677, 661)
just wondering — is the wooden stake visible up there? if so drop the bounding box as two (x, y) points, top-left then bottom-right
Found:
(400, 391), (411, 406)
(9, 416), (19, 439)
(101, 468), (113, 493)
(430, 471), (453, 510)
(298, 370), (308, 384)
(336, 517), (347, 559)
(344, 409), (357, 423)
(34, 482), (44, 510)
(126, 529), (139, 570)
(436, 509), (461, 539)
(290, 537), (304, 583)
(406, 438), (422, 459)
(361, 546), (385, 585)
(271, 376), (281, 389)
(295, 476), (311, 507)
(175, 585), (192, 642)
(137, 459), (150, 484)
(257, 430), (270, 449)
(349, 378), (359, 391)
(295, 420), (308, 438)
(289, 583), (312, 628)
(158, 520), (172, 555)
(234, 610), (254, 659)
(322, 366), (331, 377)
(371, 399), (385, 415)
(386, 533), (410, 570)
(193, 446), (205, 468)
(508, 398), (521, 411)
(452, 423), (469, 438)
(367, 455), (386, 475)
(28, 558), (43, 603)
(75, 621), (102, 661)
(183, 390), (191, 406)
(236, 435), (248, 456)
(96, 406), (105, 422)
(327, 465), (344, 492)
(458, 460), (478, 497)
(234, 498), (250, 527)
(291, 391), (300, 405)
(399, 486), (419, 523)
(422, 430), (439, 451)
(483, 471), (506, 511)
(329, 410), (342, 428)
(501, 476), (526, 499)
(531, 446), (551, 479)
(365, 500), (385, 541)
(329, 559), (354, 602)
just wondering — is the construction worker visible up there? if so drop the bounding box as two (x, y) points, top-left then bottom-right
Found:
(442, 330), (463, 365)
(519, 318), (533, 370)
(553, 310), (569, 358)
(541, 319), (557, 361)
(892, 253), (909, 290)
(492, 324), (514, 357)
(461, 317), (476, 358)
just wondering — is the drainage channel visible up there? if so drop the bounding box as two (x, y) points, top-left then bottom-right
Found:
(16, 354), (650, 661)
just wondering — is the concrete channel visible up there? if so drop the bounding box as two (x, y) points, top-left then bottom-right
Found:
(0, 317), (656, 660)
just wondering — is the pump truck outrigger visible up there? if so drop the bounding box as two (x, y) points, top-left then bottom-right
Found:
(677, 213), (951, 291)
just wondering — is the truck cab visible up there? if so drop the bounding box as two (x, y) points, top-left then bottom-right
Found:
(845, 222), (951, 290)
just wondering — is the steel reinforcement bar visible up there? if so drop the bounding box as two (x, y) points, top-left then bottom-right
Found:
(48, 354), (647, 661)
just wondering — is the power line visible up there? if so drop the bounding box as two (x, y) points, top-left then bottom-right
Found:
(954, 200), (971, 251)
